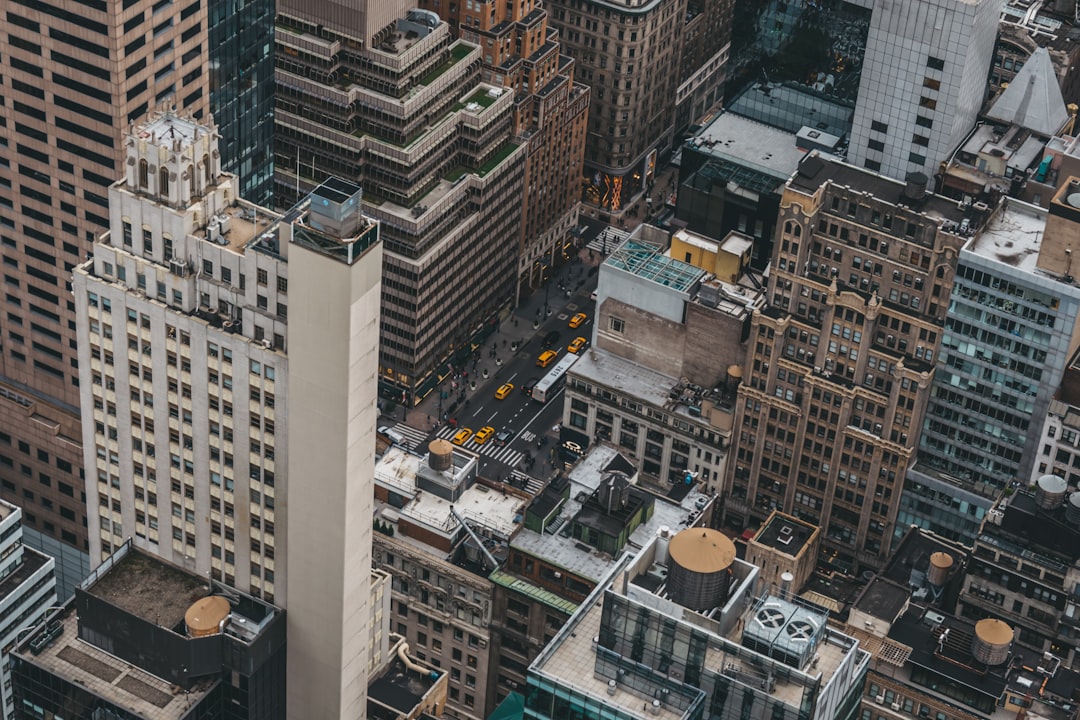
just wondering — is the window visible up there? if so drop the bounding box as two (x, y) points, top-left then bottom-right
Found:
(609, 317), (624, 333)
(870, 120), (888, 133)
(927, 56), (945, 70)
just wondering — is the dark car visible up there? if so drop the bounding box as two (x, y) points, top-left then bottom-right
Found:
(495, 428), (513, 447)
(542, 330), (561, 348)
(522, 377), (539, 397)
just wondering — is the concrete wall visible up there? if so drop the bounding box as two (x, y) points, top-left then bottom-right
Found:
(285, 237), (383, 720)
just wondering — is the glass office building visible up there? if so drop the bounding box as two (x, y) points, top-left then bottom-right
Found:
(900, 199), (1080, 547)
(209, 0), (275, 204)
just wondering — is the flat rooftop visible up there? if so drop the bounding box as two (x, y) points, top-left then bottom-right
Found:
(0, 546), (50, 602)
(202, 200), (281, 255)
(0, 499), (15, 521)
(569, 347), (735, 425)
(86, 549), (209, 630)
(368, 655), (441, 717)
(18, 608), (217, 719)
(533, 553), (861, 720)
(691, 113), (807, 179)
(964, 199), (1045, 273)
(751, 512), (817, 556)
(374, 446), (524, 538)
(727, 82), (855, 138)
(852, 576), (909, 622)
(510, 445), (713, 581)
(140, 112), (201, 146)
(790, 154), (971, 226)
(883, 527), (968, 591)
(411, 480), (524, 538)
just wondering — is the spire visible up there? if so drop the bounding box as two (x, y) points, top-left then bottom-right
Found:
(986, 47), (1069, 135)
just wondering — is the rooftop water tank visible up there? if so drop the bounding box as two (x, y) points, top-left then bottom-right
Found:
(1035, 474), (1068, 510)
(185, 596), (230, 638)
(429, 438), (454, 471)
(927, 552), (953, 588)
(667, 528), (736, 611)
(972, 618), (1013, 666)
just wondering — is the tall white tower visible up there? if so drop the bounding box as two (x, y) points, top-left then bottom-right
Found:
(849, 0), (1001, 181)
(284, 180), (383, 720)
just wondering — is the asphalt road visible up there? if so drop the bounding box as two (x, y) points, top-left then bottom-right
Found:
(383, 268), (599, 485)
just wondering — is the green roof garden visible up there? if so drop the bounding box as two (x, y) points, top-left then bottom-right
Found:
(419, 43), (474, 86)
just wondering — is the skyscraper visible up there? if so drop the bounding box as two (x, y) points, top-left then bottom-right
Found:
(721, 154), (975, 572)
(417, 0), (590, 296)
(848, 0), (1000, 181)
(274, 2), (526, 403)
(284, 178), (384, 720)
(548, 0), (732, 214)
(208, 0), (276, 204)
(73, 109), (389, 720)
(0, 0), (211, 599)
(73, 110), (288, 600)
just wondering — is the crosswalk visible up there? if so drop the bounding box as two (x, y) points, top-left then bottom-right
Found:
(384, 422), (525, 467)
(387, 423), (432, 452)
(433, 426), (525, 466)
(585, 226), (629, 255)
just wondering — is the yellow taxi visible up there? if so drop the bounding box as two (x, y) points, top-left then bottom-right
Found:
(537, 350), (558, 368)
(474, 426), (495, 445)
(568, 312), (587, 329)
(568, 336), (587, 354)
(495, 382), (514, 399)
(452, 428), (473, 446)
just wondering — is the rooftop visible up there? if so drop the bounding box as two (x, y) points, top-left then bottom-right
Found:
(727, 81), (855, 138)
(375, 446), (524, 539)
(689, 113), (807, 179)
(86, 549), (209, 630)
(368, 653), (442, 718)
(605, 240), (705, 293)
(17, 608), (218, 720)
(531, 541), (866, 720)
(569, 348), (737, 424)
(964, 198), (1047, 274)
(0, 546), (51, 602)
(985, 47), (1069, 136)
(510, 445), (713, 582)
(789, 153), (973, 226)
(882, 526), (968, 594)
(140, 112), (203, 146)
(202, 200), (281, 255)
(852, 576), (910, 623)
(750, 511), (817, 556)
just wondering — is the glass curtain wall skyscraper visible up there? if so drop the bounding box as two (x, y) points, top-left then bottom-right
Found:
(208, 0), (275, 205)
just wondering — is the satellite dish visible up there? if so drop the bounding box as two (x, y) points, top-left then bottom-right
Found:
(1067, 193), (1080, 208)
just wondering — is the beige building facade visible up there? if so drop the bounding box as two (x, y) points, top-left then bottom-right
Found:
(0, 0), (211, 595)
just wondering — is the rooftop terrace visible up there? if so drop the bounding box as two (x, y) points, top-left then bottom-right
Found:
(86, 549), (208, 630)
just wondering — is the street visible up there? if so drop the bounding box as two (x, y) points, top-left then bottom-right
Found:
(379, 247), (601, 485)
